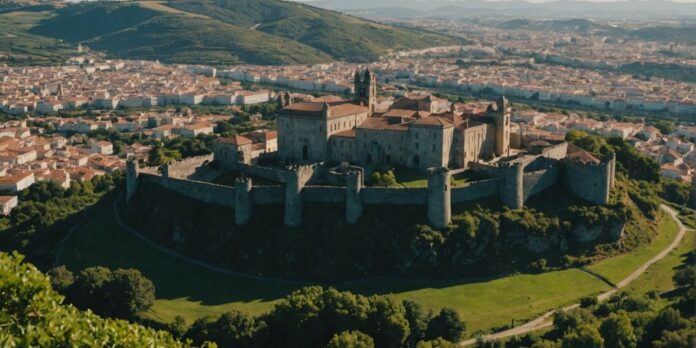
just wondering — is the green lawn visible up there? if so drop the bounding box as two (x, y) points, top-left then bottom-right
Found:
(380, 167), (486, 188)
(58, 200), (682, 335)
(587, 212), (680, 285)
(624, 229), (693, 297)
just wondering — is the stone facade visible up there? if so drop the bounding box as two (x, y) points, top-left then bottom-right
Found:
(277, 70), (511, 171)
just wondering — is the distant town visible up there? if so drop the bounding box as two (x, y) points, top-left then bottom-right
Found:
(0, 55), (693, 217)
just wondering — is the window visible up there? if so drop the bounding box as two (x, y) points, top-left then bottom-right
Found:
(415, 143), (419, 149)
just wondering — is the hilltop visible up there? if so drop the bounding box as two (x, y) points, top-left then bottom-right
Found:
(21, 0), (461, 65)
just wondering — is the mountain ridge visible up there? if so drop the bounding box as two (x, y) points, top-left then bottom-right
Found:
(26, 0), (463, 65)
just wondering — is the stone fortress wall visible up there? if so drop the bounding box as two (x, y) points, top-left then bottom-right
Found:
(126, 142), (615, 229)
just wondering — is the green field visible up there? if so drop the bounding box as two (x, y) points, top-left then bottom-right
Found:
(623, 229), (693, 297)
(586, 211), (680, 284)
(58, 199), (683, 335)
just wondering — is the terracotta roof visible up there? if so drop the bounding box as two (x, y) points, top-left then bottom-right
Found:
(218, 135), (252, 146)
(357, 117), (409, 132)
(566, 144), (601, 165)
(412, 115), (453, 127)
(280, 101), (368, 119)
(312, 95), (348, 103)
(332, 129), (356, 138)
(0, 195), (16, 204)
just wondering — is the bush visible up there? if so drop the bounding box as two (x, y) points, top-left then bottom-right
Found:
(326, 330), (375, 348)
(661, 181), (690, 205)
(0, 252), (185, 346)
(425, 308), (466, 342)
(63, 266), (155, 320)
(579, 296), (598, 308)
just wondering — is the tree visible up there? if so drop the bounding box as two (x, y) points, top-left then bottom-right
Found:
(210, 311), (261, 348)
(415, 338), (457, 348)
(47, 265), (73, 293)
(67, 266), (113, 312)
(673, 266), (695, 288)
(425, 308), (466, 342)
(403, 300), (431, 346)
(326, 330), (375, 348)
(0, 252), (185, 347)
(642, 308), (689, 346)
(367, 296), (411, 348)
(561, 324), (604, 348)
(579, 296), (598, 308)
(105, 268), (156, 319)
(600, 312), (637, 348)
(661, 181), (690, 205)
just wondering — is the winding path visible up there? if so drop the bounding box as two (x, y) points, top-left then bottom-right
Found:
(459, 204), (692, 346)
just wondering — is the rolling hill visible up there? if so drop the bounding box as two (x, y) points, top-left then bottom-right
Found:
(26, 0), (462, 65)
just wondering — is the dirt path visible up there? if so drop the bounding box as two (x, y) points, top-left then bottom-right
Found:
(460, 204), (691, 346)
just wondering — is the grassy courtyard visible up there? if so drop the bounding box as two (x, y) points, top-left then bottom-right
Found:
(58, 199), (684, 335)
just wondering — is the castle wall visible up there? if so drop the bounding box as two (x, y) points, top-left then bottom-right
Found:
(523, 165), (561, 201)
(361, 187), (428, 205)
(237, 163), (287, 183)
(565, 160), (611, 205)
(140, 173), (236, 207)
(165, 155), (214, 179)
(451, 179), (500, 203)
(251, 186), (285, 204)
(303, 186), (347, 203)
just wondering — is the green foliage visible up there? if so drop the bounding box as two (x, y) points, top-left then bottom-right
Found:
(579, 296), (598, 308)
(660, 180), (690, 206)
(566, 131), (660, 182)
(370, 170), (398, 187)
(672, 266), (695, 288)
(147, 135), (215, 166)
(60, 266), (155, 320)
(599, 312), (637, 348)
(181, 286), (463, 348)
(2, 171), (121, 265)
(47, 265), (73, 293)
(326, 330), (375, 348)
(186, 311), (261, 348)
(0, 252), (186, 346)
(425, 308), (467, 342)
(561, 324), (604, 348)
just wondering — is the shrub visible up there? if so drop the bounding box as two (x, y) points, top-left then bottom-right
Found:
(326, 330), (375, 348)
(0, 252), (185, 346)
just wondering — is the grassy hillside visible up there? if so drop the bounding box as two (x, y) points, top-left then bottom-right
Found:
(0, 10), (75, 65)
(25, 0), (461, 65)
(167, 0), (463, 61)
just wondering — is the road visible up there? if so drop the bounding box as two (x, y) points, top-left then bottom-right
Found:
(460, 204), (691, 346)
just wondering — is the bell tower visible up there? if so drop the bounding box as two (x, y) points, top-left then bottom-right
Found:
(494, 95), (510, 157)
(354, 68), (376, 113)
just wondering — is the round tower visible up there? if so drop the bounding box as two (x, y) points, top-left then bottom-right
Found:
(284, 167), (303, 227)
(428, 167), (452, 229)
(500, 162), (523, 209)
(345, 169), (364, 224)
(126, 159), (140, 203)
(235, 176), (253, 226)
